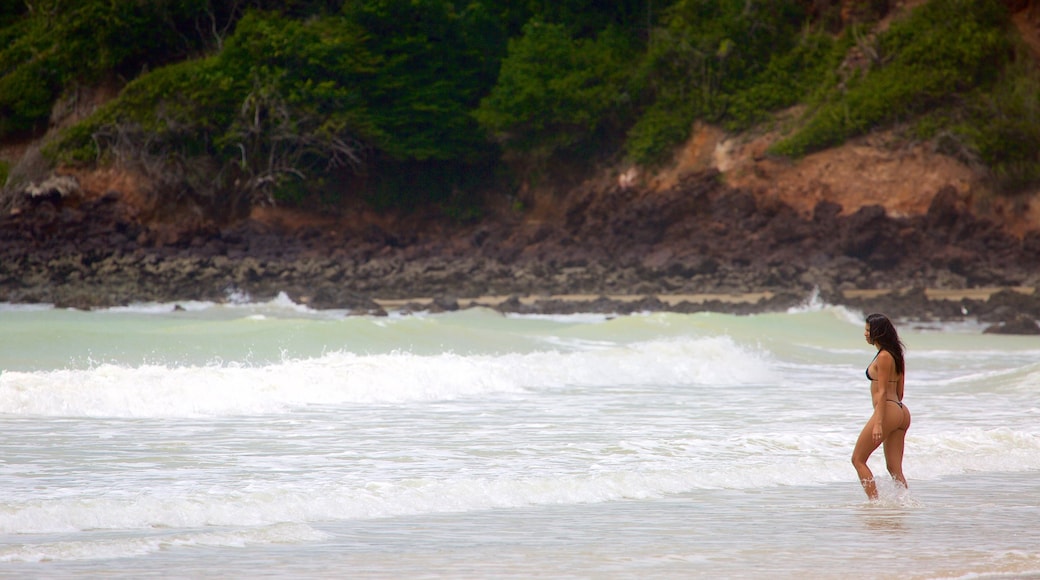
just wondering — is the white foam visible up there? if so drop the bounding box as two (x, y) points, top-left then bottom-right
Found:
(98, 291), (319, 316)
(102, 300), (215, 314)
(0, 302), (53, 312)
(785, 286), (828, 313)
(0, 464), (838, 537)
(2, 425), (1038, 545)
(910, 428), (1040, 477)
(0, 523), (329, 562)
(784, 288), (865, 324)
(505, 312), (614, 324)
(0, 336), (772, 418)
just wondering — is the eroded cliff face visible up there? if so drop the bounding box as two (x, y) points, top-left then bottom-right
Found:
(508, 0), (1040, 242)
(1, 1), (1039, 313)
(4, 142), (1039, 313)
(4, 74), (1040, 311)
(4, 0), (1039, 241)
(25, 109), (1039, 245)
(634, 0), (1040, 237)
(640, 123), (1040, 237)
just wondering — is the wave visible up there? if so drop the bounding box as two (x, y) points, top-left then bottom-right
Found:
(912, 427), (1040, 476)
(0, 523), (329, 563)
(0, 336), (773, 418)
(3, 427), (1037, 541)
(0, 302), (53, 313)
(909, 359), (1040, 395)
(0, 462), (867, 537)
(101, 291), (325, 316)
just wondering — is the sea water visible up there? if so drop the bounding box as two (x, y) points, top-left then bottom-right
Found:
(1, 295), (1039, 579)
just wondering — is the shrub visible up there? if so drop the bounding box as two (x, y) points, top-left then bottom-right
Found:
(342, 0), (506, 163)
(54, 4), (505, 211)
(0, 58), (59, 136)
(954, 56), (1040, 193)
(624, 100), (698, 167)
(0, 0), (327, 140)
(772, 0), (1012, 157)
(624, 0), (809, 164)
(474, 21), (636, 161)
(721, 32), (843, 132)
(52, 12), (376, 211)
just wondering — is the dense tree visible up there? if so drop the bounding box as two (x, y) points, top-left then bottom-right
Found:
(623, 0), (813, 164)
(774, 0), (1013, 156)
(51, 11), (379, 214)
(342, 0), (504, 162)
(474, 21), (637, 162)
(0, 0), (354, 139)
(0, 0), (1035, 212)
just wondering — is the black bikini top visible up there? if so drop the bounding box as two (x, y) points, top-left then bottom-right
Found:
(866, 351), (880, 380)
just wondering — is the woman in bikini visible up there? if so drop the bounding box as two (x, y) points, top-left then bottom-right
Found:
(852, 313), (911, 500)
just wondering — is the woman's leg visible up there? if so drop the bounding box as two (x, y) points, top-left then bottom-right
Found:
(852, 420), (882, 499)
(883, 405), (911, 488)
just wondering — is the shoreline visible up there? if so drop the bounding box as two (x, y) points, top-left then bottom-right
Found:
(2, 285), (1038, 334)
(366, 285), (1040, 334)
(374, 286), (1038, 309)
(2, 171), (1038, 332)
(374, 291), (778, 309)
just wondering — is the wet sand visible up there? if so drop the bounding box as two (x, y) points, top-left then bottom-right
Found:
(374, 292), (776, 309)
(374, 286), (1037, 310)
(845, 286), (1036, 301)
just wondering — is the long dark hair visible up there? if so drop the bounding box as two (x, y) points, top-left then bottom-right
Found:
(866, 313), (905, 375)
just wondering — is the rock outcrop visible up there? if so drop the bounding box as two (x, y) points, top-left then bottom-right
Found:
(2, 166), (1038, 331)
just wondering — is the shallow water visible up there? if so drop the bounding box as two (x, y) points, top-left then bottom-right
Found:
(1, 297), (1038, 579)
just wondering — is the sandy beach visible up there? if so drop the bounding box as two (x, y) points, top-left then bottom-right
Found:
(373, 286), (1038, 310)
(375, 291), (776, 309)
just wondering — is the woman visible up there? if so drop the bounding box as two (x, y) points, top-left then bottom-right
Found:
(852, 313), (911, 500)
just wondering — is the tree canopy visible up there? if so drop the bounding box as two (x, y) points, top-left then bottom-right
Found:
(0, 0), (1035, 215)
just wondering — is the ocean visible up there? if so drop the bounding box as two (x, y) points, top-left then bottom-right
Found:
(1, 294), (1039, 579)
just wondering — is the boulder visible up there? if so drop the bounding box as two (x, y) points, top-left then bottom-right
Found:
(983, 314), (1040, 335)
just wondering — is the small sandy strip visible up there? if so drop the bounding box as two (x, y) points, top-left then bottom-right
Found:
(374, 292), (775, 309)
(374, 287), (1036, 310)
(843, 287), (1036, 301)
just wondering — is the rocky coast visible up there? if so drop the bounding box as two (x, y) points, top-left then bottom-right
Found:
(2, 167), (1039, 333)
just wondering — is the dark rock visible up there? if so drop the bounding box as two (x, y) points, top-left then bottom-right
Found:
(973, 289), (1040, 322)
(983, 314), (1040, 335)
(0, 165), (1037, 327)
(925, 185), (964, 234)
(840, 205), (894, 263)
(428, 295), (460, 313)
(813, 200), (843, 223)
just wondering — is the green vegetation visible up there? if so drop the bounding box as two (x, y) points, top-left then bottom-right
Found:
(963, 59), (1040, 193)
(773, 0), (1012, 155)
(0, 0), (1037, 215)
(0, 0), (222, 136)
(721, 32), (848, 132)
(51, 12), (375, 212)
(769, 0), (1040, 193)
(0, 1), (356, 135)
(918, 54), (1040, 194)
(474, 21), (636, 163)
(51, 5), (502, 213)
(624, 0), (813, 164)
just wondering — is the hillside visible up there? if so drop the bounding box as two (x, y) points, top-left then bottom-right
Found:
(0, 0), (1039, 329)
(3, 119), (1039, 317)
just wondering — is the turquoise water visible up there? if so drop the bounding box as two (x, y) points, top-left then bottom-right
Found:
(1, 296), (1039, 578)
